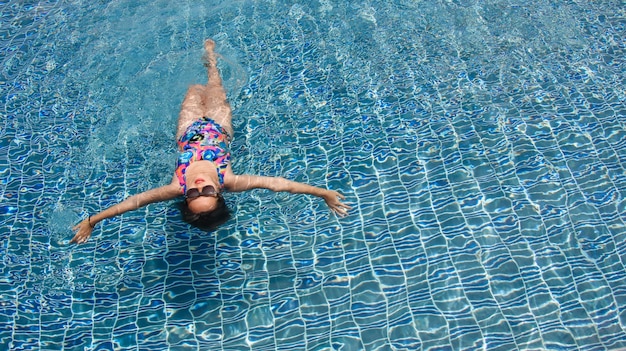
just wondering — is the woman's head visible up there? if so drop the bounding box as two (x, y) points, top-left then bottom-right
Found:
(180, 185), (230, 229)
(185, 184), (220, 212)
(179, 194), (230, 229)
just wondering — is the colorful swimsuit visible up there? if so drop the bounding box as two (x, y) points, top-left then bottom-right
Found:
(175, 117), (231, 194)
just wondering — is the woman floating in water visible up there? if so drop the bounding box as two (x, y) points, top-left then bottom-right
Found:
(71, 39), (351, 244)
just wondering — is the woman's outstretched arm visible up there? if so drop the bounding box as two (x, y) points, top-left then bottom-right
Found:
(70, 177), (181, 244)
(225, 174), (352, 217)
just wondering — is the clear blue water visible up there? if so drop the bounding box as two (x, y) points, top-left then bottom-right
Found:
(2, 0), (626, 350)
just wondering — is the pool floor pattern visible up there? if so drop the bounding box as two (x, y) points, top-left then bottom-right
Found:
(1, 0), (626, 350)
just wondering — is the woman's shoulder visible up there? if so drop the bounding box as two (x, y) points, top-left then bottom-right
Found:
(222, 168), (252, 192)
(167, 175), (184, 194)
(222, 166), (235, 185)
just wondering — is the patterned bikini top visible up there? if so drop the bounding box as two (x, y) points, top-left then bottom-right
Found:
(175, 117), (231, 194)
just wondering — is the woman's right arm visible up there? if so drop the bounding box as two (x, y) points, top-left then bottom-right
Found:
(70, 177), (181, 244)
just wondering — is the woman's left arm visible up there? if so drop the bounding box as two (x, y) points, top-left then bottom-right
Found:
(226, 174), (351, 217)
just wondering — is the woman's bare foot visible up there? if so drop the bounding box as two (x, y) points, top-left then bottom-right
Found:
(204, 39), (217, 67)
(204, 39), (216, 53)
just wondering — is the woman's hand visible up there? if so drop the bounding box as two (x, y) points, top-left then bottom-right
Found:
(322, 190), (352, 217)
(70, 218), (94, 244)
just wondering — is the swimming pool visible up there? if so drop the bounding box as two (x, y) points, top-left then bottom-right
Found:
(2, 0), (625, 349)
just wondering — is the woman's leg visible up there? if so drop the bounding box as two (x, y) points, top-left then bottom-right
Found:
(175, 39), (233, 141)
(201, 39), (234, 137)
(175, 84), (207, 141)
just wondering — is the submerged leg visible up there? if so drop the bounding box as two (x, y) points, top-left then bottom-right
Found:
(202, 39), (233, 136)
(204, 40), (224, 90)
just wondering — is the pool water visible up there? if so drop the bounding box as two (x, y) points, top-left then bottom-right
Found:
(2, 0), (626, 350)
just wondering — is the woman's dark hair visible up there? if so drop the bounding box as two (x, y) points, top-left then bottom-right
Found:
(179, 195), (231, 230)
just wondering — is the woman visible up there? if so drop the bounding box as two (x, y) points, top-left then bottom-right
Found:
(70, 39), (351, 244)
